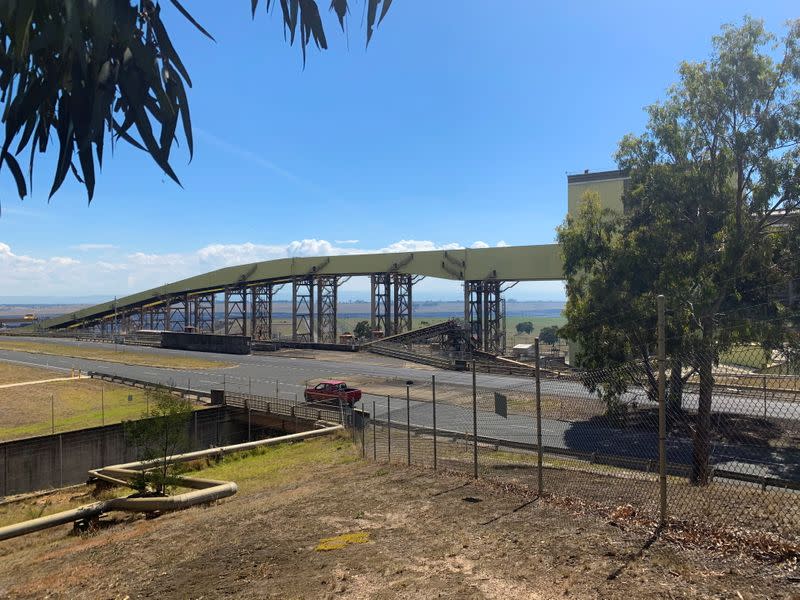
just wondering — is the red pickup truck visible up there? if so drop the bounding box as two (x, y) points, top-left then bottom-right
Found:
(304, 380), (362, 406)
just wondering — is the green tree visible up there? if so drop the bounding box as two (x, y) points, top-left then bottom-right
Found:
(539, 325), (559, 345)
(0, 1), (392, 207)
(125, 386), (193, 495)
(558, 18), (800, 485)
(353, 320), (371, 340)
(515, 321), (534, 335)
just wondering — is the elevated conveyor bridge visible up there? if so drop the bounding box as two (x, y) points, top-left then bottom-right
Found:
(34, 244), (562, 356)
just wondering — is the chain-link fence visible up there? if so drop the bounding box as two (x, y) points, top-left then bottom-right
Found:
(355, 345), (799, 543)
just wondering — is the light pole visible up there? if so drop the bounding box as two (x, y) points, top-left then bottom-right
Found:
(405, 380), (413, 466)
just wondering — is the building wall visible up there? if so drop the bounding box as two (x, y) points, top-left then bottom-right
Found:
(567, 170), (628, 217)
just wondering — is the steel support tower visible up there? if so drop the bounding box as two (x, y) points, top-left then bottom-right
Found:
(292, 277), (314, 342)
(464, 279), (506, 355)
(464, 280), (483, 349)
(316, 276), (339, 344)
(370, 273), (392, 337)
(482, 279), (505, 355)
(167, 295), (189, 332)
(224, 287), (247, 336)
(251, 284), (279, 341)
(392, 273), (413, 335)
(193, 293), (216, 333)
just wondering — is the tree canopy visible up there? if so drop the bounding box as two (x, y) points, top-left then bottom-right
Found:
(558, 17), (800, 484)
(515, 321), (533, 335)
(0, 1), (393, 208)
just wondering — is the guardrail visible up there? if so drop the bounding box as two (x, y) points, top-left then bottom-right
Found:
(87, 371), (213, 402)
(225, 392), (349, 426)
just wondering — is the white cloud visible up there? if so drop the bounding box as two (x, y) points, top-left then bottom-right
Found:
(51, 257), (80, 266)
(496, 240), (509, 247)
(73, 243), (116, 251)
(0, 238), (559, 298)
(378, 240), (463, 253)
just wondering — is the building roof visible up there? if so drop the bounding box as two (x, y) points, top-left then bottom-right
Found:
(567, 169), (629, 184)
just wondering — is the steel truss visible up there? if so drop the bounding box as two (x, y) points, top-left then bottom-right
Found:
(392, 274), (414, 335)
(464, 279), (507, 355)
(193, 293), (216, 333)
(251, 284), (280, 341)
(370, 273), (392, 337)
(126, 308), (143, 333)
(166, 295), (189, 332)
(464, 280), (483, 349)
(292, 277), (314, 342)
(146, 304), (166, 331)
(224, 287), (248, 336)
(316, 276), (342, 344)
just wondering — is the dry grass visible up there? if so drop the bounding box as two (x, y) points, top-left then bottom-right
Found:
(0, 378), (160, 441)
(0, 362), (59, 385)
(0, 339), (226, 369)
(0, 435), (795, 599)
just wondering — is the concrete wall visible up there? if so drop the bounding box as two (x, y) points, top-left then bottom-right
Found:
(0, 407), (245, 497)
(160, 332), (251, 354)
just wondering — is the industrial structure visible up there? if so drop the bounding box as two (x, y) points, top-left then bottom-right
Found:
(34, 170), (629, 356)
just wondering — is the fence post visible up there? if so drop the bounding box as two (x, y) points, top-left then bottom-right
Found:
(472, 360), (478, 479)
(372, 400), (377, 461)
(387, 395), (392, 462)
(657, 294), (667, 527)
(406, 385), (411, 466)
(275, 380), (279, 400)
(59, 434), (63, 488)
(361, 408), (366, 458)
(535, 337), (543, 495)
(763, 375), (767, 419)
(51, 394), (55, 434)
(432, 375), (438, 470)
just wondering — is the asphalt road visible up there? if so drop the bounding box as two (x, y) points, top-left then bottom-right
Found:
(1, 337), (797, 484)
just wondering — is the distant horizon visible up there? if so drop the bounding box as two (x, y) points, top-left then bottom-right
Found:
(0, 295), (567, 306)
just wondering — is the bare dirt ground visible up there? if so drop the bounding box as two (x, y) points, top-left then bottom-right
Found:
(0, 436), (797, 599)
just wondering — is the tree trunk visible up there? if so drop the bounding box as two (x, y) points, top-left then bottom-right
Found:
(667, 356), (684, 419)
(691, 347), (714, 485)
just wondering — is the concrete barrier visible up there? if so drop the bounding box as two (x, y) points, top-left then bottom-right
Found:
(160, 332), (251, 354)
(0, 407), (243, 497)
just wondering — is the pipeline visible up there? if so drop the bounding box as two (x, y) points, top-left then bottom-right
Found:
(0, 424), (344, 542)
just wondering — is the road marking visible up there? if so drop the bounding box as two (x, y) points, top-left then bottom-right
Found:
(0, 356), (72, 372)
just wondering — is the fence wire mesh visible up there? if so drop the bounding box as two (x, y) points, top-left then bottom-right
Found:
(357, 347), (800, 543)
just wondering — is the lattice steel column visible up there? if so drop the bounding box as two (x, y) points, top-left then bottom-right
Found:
(251, 284), (276, 341)
(167, 295), (189, 332)
(224, 287), (247, 336)
(482, 280), (506, 355)
(128, 308), (142, 332)
(194, 293), (215, 333)
(464, 280), (483, 350)
(316, 276), (339, 344)
(292, 277), (314, 342)
(392, 273), (413, 335)
(370, 273), (392, 337)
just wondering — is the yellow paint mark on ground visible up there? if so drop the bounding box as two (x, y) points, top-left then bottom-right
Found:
(315, 531), (370, 551)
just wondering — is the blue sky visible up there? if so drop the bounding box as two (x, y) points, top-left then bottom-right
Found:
(1, 1), (797, 301)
